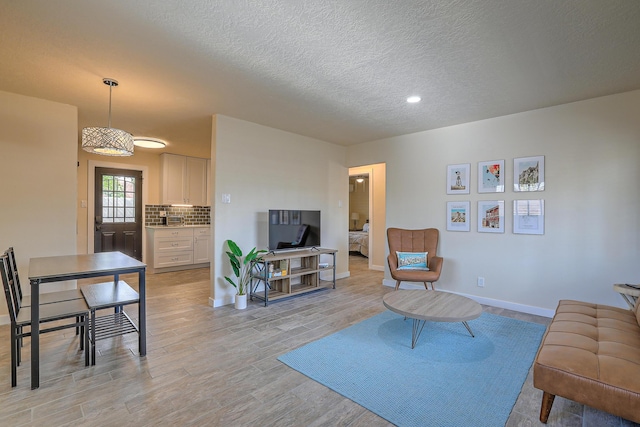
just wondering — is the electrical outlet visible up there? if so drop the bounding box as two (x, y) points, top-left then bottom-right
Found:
(477, 277), (485, 287)
(159, 211), (166, 217)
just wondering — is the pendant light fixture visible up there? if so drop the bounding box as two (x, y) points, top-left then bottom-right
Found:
(82, 78), (134, 156)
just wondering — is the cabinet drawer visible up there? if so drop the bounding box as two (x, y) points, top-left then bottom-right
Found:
(154, 228), (194, 238)
(193, 227), (210, 237)
(154, 251), (194, 268)
(156, 237), (193, 252)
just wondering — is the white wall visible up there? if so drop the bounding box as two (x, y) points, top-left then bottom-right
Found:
(347, 90), (640, 316)
(211, 115), (348, 307)
(0, 91), (78, 321)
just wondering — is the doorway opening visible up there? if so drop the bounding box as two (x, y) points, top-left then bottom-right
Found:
(348, 163), (386, 274)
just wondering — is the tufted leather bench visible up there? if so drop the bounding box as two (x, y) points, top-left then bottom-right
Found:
(533, 300), (640, 423)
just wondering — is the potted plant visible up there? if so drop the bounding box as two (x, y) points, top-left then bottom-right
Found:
(224, 239), (266, 309)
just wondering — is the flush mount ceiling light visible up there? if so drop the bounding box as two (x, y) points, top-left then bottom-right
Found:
(407, 95), (422, 103)
(133, 137), (167, 149)
(356, 177), (365, 183)
(82, 78), (134, 156)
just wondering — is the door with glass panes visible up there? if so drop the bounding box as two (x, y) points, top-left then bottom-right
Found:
(94, 167), (143, 260)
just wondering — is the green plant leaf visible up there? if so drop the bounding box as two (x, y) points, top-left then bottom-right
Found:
(224, 276), (237, 288)
(227, 240), (242, 257)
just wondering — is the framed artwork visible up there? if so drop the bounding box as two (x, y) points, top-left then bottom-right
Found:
(446, 201), (470, 232)
(477, 200), (505, 233)
(478, 160), (504, 193)
(513, 200), (545, 235)
(278, 210), (289, 225)
(446, 163), (470, 195)
(514, 155), (545, 191)
(291, 210), (301, 225)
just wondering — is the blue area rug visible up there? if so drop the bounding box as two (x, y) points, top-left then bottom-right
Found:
(278, 311), (546, 427)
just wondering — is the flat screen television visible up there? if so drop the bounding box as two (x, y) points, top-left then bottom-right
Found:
(268, 210), (321, 251)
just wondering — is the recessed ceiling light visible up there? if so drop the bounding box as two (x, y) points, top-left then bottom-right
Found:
(133, 137), (167, 149)
(407, 96), (422, 103)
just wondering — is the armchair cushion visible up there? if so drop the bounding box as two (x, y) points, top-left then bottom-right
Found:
(396, 251), (429, 270)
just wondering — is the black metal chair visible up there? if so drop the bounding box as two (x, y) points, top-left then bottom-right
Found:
(5, 247), (85, 350)
(6, 247), (83, 307)
(80, 280), (140, 365)
(1, 254), (90, 387)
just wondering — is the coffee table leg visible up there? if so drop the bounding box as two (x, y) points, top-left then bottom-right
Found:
(411, 319), (427, 349)
(462, 321), (475, 337)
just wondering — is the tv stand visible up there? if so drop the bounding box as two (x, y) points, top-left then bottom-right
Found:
(250, 248), (337, 306)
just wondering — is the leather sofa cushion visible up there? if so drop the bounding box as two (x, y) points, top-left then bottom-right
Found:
(534, 300), (640, 423)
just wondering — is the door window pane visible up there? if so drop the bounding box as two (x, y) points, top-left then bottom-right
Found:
(102, 174), (137, 223)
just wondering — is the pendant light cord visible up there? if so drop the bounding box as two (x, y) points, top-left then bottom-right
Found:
(107, 82), (113, 129)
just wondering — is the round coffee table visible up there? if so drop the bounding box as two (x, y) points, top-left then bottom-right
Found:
(383, 290), (483, 348)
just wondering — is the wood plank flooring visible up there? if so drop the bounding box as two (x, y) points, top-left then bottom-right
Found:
(0, 256), (633, 426)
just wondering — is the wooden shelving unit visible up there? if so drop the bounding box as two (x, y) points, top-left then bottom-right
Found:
(250, 248), (337, 306)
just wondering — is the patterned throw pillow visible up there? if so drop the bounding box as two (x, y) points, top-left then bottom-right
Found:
(396, 251), (429, 270)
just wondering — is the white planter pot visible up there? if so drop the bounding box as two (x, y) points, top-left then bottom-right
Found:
(234, 293), (247, 309)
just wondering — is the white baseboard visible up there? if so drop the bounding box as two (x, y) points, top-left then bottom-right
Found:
(382, 279), (554, 318)
(370, 264), (385, 272)
(210, 296), (233, 308)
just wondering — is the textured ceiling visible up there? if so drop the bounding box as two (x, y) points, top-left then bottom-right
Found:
(1, 1), (639, 148)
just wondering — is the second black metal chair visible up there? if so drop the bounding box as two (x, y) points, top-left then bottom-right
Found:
(1, 253), (90, 387)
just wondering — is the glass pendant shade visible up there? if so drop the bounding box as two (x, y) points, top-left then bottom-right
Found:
(82, 78), (134, 156)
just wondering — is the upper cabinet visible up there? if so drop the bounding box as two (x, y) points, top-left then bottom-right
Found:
(160, 153), (209, 206)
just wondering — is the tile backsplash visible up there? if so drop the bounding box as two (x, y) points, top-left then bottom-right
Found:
(145, 205), (211, 226)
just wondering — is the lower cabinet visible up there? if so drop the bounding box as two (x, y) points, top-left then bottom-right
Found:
(146, 226), (210, 273)
(193, 227), (211, 264)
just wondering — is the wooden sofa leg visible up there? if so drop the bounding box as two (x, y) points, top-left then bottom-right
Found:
(395, 280), (401, 290)
(540, 391), (555, 423)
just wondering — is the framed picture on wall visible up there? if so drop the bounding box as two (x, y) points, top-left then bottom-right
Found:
(290, 210), (301, 225)
(513, 199), (545, 234)
(478, 160), (505, 193)
(477, 200), (505, 233)
(446, 201), (470, 231)
(446, 163), (470, 195)
(514, 155), (545, 191)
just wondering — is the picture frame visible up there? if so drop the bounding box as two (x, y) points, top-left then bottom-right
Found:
(513, 155), (545, 191)
(513, 199), (545, 235)
(477, 200), (505, 233)
(290, 210), (301, 225)
(278, 210), (289, 225)
(446, 201), (470, 232)
(446, 163), (470, 195)
(478, 160), (505, 193)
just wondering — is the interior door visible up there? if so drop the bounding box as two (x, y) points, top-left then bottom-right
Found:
(94, 167), (143, 260)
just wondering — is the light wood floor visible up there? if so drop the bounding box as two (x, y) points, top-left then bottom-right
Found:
(0, 256), (629, 426)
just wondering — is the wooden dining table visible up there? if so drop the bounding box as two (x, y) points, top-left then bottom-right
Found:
(28, 251), (146, 389)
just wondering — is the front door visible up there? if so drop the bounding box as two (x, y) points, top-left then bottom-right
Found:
(94, 167), (143, 260)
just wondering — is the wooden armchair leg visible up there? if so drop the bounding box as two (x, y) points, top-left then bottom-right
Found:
(539, 391), (555, 423)
(395, 280), (401, 290)
(423, 282), (436, 290)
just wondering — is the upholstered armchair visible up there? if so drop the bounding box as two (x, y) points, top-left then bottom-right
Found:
(387, 228), (443, 290)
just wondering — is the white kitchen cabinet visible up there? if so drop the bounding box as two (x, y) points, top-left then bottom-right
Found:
(193, 227), (211, 264)
(160, 153), (209, 206)
(146, 226), (210, 273)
